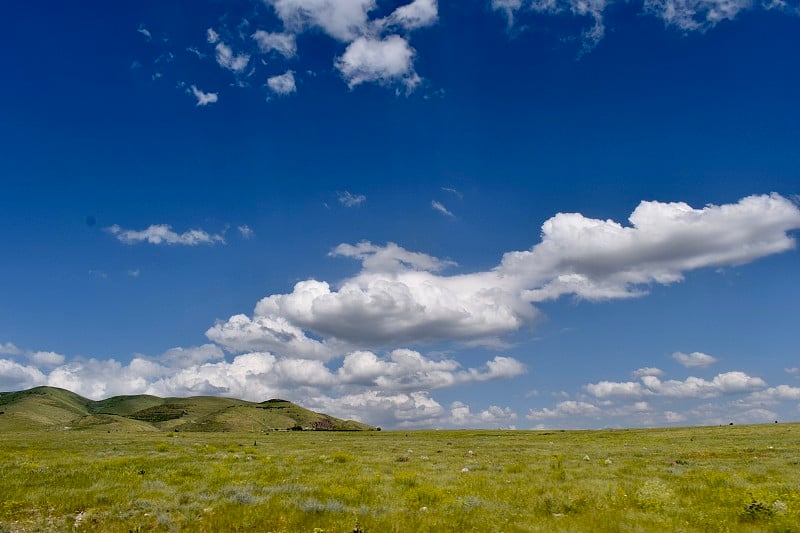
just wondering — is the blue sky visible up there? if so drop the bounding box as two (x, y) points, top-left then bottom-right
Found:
(1, 0), (799, 428)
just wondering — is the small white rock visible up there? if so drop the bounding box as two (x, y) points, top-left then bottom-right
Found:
(583, 455), (590, 461)
(604, 458), (613, 465)
(461, 467), (470, 473)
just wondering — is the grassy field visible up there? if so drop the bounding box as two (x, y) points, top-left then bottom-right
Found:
(0, 424), (798, 532)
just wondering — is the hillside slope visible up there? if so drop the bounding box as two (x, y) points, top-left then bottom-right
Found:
(0, 386), (375, 432)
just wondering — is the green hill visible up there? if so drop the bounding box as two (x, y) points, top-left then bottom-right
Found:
(0, 386), (376, 433)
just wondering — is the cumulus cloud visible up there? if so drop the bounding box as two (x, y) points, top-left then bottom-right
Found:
(745, 385), (800, 403)
(252, 30), (297, 57)
(208, 194), (800, 356)
(309, 390), (446, 427)
(215, 42), (250, 73)
(159, 344), (225, 368)
(336, 350), (525, 391)
(207, 27), (220, 43)
(336, 35), (420, 91)
(266, 0), (375, 41)
(190, 85), (219, 106)
(0, 359), (46, 390)
(526, 400), (601, 421)
(449, 401), (517, 427)
(107, 224), (225, 246)
(0, 341), (524, 428)
(267, 70), (297, 94)
(673, 351), (717, 368)
(631, 367), (664, 379)
(28, 351), (66, 367)
(206, 313), (335, 360)
(0, 342), (22, 356)
(431, 200), (454, 217)
(337, 191), (366, 206)
(587, 371), (767, 399)
(511, 193), (800, 302)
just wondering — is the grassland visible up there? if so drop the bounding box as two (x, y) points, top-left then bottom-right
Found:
(0, 423), (798, 532)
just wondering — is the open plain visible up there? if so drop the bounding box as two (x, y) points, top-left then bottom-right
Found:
(0, 423), (798, 532)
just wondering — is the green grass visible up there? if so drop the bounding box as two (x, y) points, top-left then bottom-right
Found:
(0, 424), (798, 531)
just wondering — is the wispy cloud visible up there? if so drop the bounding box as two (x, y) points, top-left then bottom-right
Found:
(441, 186), (462, 198)
(238, 225), (254, 239)
(431, 200), (454, 217)
(137, 24), (152, 41)
(106, 224), (225, 246)
(337, 191), (366, 207)
(215, 42), (250, 73)
(190, 85), (218, 106)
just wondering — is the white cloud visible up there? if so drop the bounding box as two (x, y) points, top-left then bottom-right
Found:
(336, 35), (420, 91)
(128, 269), (141, 278)
(0, 341), (524, 428)
(190, 85), (219, 106)
(252, 30), (297, 57)
(745, 385), (800, 403)
(238, 225), (254, 239)
(431, 200), (454, 217)
(309, 390), (445, 427)
(381, 0), (439, 30)
(588, 371), (767, 399)
(159, 344), (225, 368)
(336, 350), (525, 391)
(785, 367), (799, 375)
(631, 367), (664, 379)
(511, 193), (800, 302)
(206, 27), (220, 44)
(266, 0), (376, 41)
(208, 194), (800, 355)
(337, 191), (366, 206)
(673, 351), (717, 368)
(0, 342), (22, 356)
(28, 351), (66, 367)
(330, 241), (455, 272)
(449, 401), (517, 427)
(267, 70), (297, 95)
(586, 380), (649, 399)
(215, 42), (250, 73)
(107, 224), (225, 246)
(0, 359), (46, 390)
(644, 0), (753, 31)
(526, 400), (601, 421)
(206, 313), (335, 360)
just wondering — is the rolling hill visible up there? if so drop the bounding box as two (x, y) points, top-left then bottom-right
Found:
(0, 386), (376, 432)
